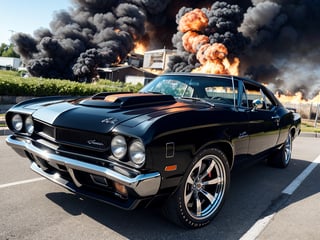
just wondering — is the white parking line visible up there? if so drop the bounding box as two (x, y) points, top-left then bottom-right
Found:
(0, 177), (44, 189)
(282, 154), (320, 195)
(240, 154), (320, 240)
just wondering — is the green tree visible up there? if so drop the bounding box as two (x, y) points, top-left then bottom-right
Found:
(0, 43), (7, 56)
(0, 43), (19, 58)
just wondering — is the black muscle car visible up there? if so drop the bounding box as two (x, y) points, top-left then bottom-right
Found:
(5, 73), (301, 228)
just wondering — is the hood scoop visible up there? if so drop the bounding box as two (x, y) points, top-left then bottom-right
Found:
(79, 92), (176, 108)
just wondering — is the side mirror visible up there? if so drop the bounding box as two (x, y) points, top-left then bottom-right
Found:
(252, 99), (263, 111)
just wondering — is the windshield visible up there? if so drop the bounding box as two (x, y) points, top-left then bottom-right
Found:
(140, 74), (238, 106)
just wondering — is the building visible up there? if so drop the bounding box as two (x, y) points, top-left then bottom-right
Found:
(143, 49), (176, 70)
(0, 57), (21, 70)
(97, 65), (157, 85)
(97, 48), (177, 85)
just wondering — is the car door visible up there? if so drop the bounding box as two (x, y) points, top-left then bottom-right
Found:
(242, 81), (280, 155)
(200, 77), (250, 157)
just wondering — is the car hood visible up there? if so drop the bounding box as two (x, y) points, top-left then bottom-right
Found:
(31, 93), (207, 133)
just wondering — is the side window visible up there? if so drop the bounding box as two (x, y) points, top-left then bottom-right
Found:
(205, 79), (238, 106)
(243, 82), (275, 110)
(239, 82), (248, 108)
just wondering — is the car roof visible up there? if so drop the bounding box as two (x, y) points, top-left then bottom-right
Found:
(158, 72), (281, 106)
(161, 72), (262, 86)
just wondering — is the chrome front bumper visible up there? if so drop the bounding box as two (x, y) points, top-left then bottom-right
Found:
(6, 135), (161, 201)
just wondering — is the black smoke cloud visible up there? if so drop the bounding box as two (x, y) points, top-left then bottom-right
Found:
(12, 0), (320, 98)
(168, 0), (320, 98)
(168, 2), (250, 72)
(239, 0), (320, 98)
(13, 0), (164, 80)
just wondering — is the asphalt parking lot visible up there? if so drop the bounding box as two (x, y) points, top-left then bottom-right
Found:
(0, 134), (319, 240)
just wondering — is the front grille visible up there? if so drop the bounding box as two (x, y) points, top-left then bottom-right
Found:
(34, 120), (55, 139)
(56, 128), (109, 151)
(33, 119), (110, 153)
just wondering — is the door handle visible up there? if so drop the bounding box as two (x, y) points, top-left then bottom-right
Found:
(271, 115), (280, 126)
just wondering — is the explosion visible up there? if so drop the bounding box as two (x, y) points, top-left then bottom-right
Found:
(133, 41), (148, 55)
(193, 43), (240, 75)
(182, 31), (209, 54)
(178, 8), (208, 33)
(173, 5), (242, 75)
(10, 0), (320, 100)
(168, 2), (248, 76)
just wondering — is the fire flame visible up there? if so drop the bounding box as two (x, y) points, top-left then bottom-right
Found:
(276, 91), (320, 104)
(178, 8), (240, 75)
(178, 9), (209, 33)
(133, 41), (148, 55)
(193, 43), (240, 75)
(182, 31), (209, 53)
(176, 8), (319, 106)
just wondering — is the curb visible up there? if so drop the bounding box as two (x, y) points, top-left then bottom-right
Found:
(299, 132), (319, 138)
(0, 127), (11, 136)
(0, 116), (10, 136)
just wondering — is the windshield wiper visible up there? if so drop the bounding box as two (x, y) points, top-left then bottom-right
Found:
(179, 97), (215, 107)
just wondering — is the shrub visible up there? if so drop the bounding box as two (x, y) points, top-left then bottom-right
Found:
(0, 70), (143, 96)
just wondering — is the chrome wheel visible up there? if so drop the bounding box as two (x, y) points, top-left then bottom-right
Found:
(162, 148), (230, 228)
(184, 154), (227, 220)
(267, 133), (292, 168)
(283, 134), (292, 166)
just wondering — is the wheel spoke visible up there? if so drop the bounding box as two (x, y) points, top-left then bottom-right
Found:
(203, 177), (223, 186)
(193, 160), (203, 179)
(196, 195), (202, 216)
(200, 159), (216, 181)
(199, 188), (215, 203)
(186, 175), (194, 185)
(185, 190), (193, 203)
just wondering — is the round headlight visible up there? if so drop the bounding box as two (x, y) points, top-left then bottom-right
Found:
(12, 114), (23, 131)
(129, 140), (145, 167)
(111, 135), (127, 159)
(25, 116), (34, 135)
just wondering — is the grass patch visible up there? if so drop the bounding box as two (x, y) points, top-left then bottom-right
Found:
(301, 119), (320, 133)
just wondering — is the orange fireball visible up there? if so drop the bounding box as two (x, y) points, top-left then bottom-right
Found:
(182, 32), (209, 53)
(193, 43), (239, 75)
(178, 8), (209, 33)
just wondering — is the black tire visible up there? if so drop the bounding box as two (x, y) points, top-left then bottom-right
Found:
(267, 133), (292, 168)
(162, 148), (230, 229)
